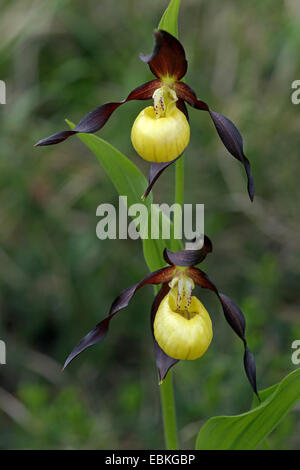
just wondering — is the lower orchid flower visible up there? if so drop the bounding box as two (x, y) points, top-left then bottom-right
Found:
(35, 30), (254, 201)
(63, 236), (259, 398)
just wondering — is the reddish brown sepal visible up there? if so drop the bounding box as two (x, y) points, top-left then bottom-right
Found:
(63, 266), (175, 369)
(175, 82), (209, 111)
(142, 157), (180, 200)
(140, 30), (187, 81)
(35, 79), (160, 147)
(150, 283), (179, 382)
(188, 267), (259, 398)
(125, 79), (161, 100)
(163, 235), (213, 267)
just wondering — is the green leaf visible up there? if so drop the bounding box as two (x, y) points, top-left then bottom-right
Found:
(195, 368), (300, 450)
(66, 121), (181, 271)
(158, 0), (181, 38)
(251, 382), (279, 409)
(66, 120), (149, 209)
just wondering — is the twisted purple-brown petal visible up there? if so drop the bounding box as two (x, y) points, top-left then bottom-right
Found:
(140, 30), (187, 81)
(188, 267), (259, 398)
(209, 111), (254, 202)
(35, 79), (161, 147)
(175, 82), (209, 111)
(143, 157), (180, 200)
(176, 81), (254, 201)
(63, 265), (175, 369)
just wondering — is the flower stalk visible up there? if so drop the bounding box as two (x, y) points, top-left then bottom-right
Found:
(158, 137), (185, 450)
(159, 371), (178, 450)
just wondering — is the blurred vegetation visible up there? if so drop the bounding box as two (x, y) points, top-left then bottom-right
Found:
(0, 0), (299, 449)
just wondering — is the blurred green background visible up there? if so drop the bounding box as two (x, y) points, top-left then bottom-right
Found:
(0, 0), (300, 449)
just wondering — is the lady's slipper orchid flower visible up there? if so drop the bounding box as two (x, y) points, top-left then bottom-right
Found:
(63, 237), (259, 398)
(35, 30), (254, 201)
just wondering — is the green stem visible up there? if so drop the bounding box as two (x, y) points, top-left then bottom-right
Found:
(159, 155), (185, 450)
(171, 156), (185, 250)
(175, 156), (184, 207)
(159, 370), (178, 450)
(156, 0), (184, 452)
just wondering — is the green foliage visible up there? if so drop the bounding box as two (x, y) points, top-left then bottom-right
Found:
(196, 369), (300, 450)
(0, 0), (299, 450)
(158, 0), (181, 38)
(67, 120), (181, 271)
(16, 383), (95, 449)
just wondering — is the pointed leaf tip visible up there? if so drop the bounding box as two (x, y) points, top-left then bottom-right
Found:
(158, 0), (181, 38)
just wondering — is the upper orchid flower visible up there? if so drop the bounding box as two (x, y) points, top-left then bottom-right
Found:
(63, 236), (259, 398)
(35, 30), (254, 201)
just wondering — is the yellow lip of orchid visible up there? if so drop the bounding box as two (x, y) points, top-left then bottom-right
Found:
(153, 290), (213, 361)
(130, 85), (190, 163)
(131, 108), (190, 163)
(154, 269), (212, 361)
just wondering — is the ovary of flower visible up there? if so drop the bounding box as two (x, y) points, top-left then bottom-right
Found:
(154, 286), (213, 361)
(131, 86), (190, 163)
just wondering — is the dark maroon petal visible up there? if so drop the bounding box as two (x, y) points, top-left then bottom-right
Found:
(142, 158), (179, 200)
(163, 235), (213, 267)
(63, 265), (176, 369)
(244, 346), (259, 398)
(176, 82), (254, 201)
(126, 78), (161, 100)
(34, 130), (77, 146)
(209, 111), (254, 202)
(150, 284), (178, 382)
(188, 267), (259, 398)
(218, 293), (246, 340)
(140, 30), (187, 80)
(187, 267), (217, 292)
(62, 317), (111, 370)
(35, 79), (160, 147)
(74, 102), (122, 133)
(175, 82), (209, 111)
